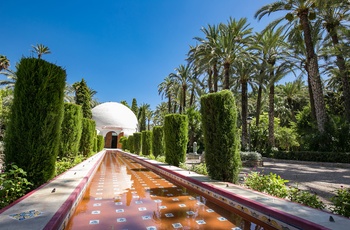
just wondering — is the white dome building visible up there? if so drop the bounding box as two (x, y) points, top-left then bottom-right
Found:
(92, 102), (138, 148)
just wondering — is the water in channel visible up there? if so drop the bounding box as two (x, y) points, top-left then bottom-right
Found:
(66, 151), (264, 230)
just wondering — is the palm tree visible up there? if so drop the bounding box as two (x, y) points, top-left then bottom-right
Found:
(0, 55), (10, 71)
(231, 55), (258, 149)
(277, 77), (308, 124)
(255, 0), (327, 133)
(215, 18), (253, 90)
(169, 64), (192, 114)
(0, 68), (17, 89)
(32, 44), (51, 59)
(316, 0), (350, 121)
(158, 76), (174, 113)
(192, 24), (221, 92)
(152, 102), (168, 126)
(138, 103), (150, 131)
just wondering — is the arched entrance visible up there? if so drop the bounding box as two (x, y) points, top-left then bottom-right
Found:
(105, 131), (118, 148)
(104, 131), (124, 148)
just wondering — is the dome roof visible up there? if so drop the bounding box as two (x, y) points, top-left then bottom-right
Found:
(92, 102), (138, 136)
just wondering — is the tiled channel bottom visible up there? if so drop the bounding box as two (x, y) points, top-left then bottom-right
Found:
(65, 152), (265, 230)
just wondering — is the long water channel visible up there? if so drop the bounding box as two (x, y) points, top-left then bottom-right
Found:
(66, 151), (265, 229)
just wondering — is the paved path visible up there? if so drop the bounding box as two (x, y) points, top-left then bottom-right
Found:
(240, 158), (350, 207)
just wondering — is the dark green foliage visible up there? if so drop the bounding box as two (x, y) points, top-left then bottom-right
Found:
(59, 103), (83, 159)
(133, 132), (142, 154)
(152, 126), (164, 157)
(128, 135), (134, 153)
(138, 106), (146, 131)
(200, 90), (241, 183)
(141, 130), (152, 156)
(120, 136), (128, 151)
(79, 118), (96, 156)
(93, 136), (97, 152)
(0, 164), (33, 208)
(73, 79), (92, 119)
(131, 98), (138, 116)
(4, 57), (66, 187)
(164, 114), (188, 167)
(273, 151), (350, 163)
(293, 106), (350, 152)
(186, 107), (203, 153)
(97, 135), (104, 151)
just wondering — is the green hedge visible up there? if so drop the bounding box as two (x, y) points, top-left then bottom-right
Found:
(142, 131), (152, 156)
(97, 134), (104, 151)
(4, 57), (66, 187)
(79, 118), (96, 156)
(201, 90), (241, 183)
(59, 103), (83, 159)
(273, 151), (350, 163)
(164, 114), (188, 167)
(120, 136), (128, 151)
(152, 126), (164, 157)
(134, 132), (142, 155)
(128, 135), (134, 153)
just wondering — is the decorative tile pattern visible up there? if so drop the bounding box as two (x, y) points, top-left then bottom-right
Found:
(89, 220), (99, 224)
(9, 210), (42, 221)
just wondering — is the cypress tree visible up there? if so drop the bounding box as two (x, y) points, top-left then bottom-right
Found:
(131, 98), (138, 116)
(4, 57), (66, 187)
(141, 130), (152, 156)
(59, 103), (83, 159)
(97, 135), (104, 151)
(152, 126), (164, 157)
(79, 118), (96, 156)
(73, 78), (92, 119)
(200, 90), (241, 183)
(133, 132), (142, 155)
(128, 135), (134, 153)
(164, 114), (188, 167)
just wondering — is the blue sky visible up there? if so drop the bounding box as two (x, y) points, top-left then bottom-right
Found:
(1, 0), (281, 110)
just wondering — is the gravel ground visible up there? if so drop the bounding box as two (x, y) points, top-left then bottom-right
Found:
(240, 158), (350, 207)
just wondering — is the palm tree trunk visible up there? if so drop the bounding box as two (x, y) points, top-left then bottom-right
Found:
(241, 80), (248, 149)
(329, 31), (350, 122)
(182, 85), (187, 113)
(207, 68), (213, 93)
(268, 83), (275, 148)
(213, 63), (219, 92)
(255, 70), (264, 126)
(305, 63), (316, 120)
(167, 94), (172, 113)
(223, 62), (230, 90)
(299, 11), (327, 133)
(189, 87), (195, 107)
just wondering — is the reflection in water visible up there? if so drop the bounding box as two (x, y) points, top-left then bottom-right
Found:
(65, 152), (266, 230)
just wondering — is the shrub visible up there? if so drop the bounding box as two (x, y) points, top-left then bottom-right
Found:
(4, 57), (66, 187)
(128, 135), (134, 153)
(79, 118), (96, 156)
(201, 90), (241, 183)
(97, 135), (104, 151)
(331, 186), (350, 217)
(0, 164), (33, 208)
(288, 187), (325, 209)
(244, 172), (289, 198)
(59, 103), (83, 159)
(141, 131), (152, 156)
(73, 79), (92, 119)
(133, 132), (142, 155)
(152, 126), (164, 157)
(164, 114), (188, 167)
(55, 155), (86, 176)
(119, 136), (128, 151)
